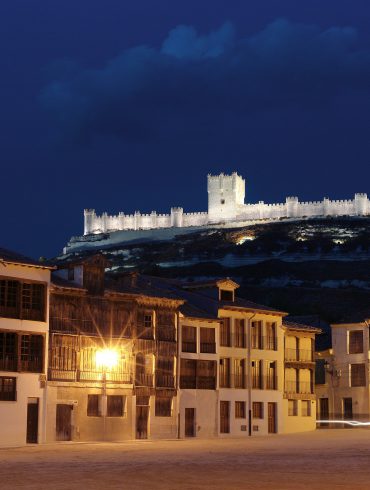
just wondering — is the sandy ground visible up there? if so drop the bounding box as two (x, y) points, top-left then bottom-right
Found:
(1, 430), (370, 489)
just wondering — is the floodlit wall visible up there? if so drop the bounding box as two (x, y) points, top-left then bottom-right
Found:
(83, 172), (369, 235)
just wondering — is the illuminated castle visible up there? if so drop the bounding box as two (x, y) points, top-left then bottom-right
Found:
(83, 172), (369, 235)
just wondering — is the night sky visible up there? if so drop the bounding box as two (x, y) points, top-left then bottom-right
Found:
(1, 1), (370, 258)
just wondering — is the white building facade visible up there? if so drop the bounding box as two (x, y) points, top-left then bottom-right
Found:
(316, 317), (370, 424)
(0, 249), (52, 446)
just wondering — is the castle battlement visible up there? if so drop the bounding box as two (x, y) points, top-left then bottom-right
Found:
(83, 172), (369, 235)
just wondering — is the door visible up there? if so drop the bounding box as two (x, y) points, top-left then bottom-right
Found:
(220, 401), (230, 434)
(56, 404), (72, 441)
(268, 402), (277, 433)
(185, 408), (195, 437)
(319, 398), (329, 427)
(343, 398), (353, 420)
(136, 396), (150, 439)
(26, 398), (39, 443)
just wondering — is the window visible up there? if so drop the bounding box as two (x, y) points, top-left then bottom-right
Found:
(220, 318), (231, 347)
(156, 357), (174, 388)
(180, 359), (197, 389)
(0, 280), (45, 321)
(251, 321), (263, 349)
(301, 400), (311, 417)
(144, 314), (153, 328)
(234, 319), (246, 348)
(252, 402), (263, 419)
(219, 358), (231, 388)
(0, 332), (17, 371)
(349, 331), (363, 354)
(197, 360), (216, 389)
(0, 377), (16, 401)
(351, 363), (366, 387)
(107, 395), (125, 417)
(235, 401), (246, 419)
(288, 399), (298, 416)
(220, 289), (233, 302)
(155, 396), (172, 417)
(252, 360), (263, 389)
(200, 327), (216, 353)
(234, 359), (246, 388)
(21, 283), (45, 321)
(266, 322), (277, 350)
(87, 394), (100, 416)
(266, 361), (277, 390)
(20, 334), (43, 372)
(182, 326), (197, 353)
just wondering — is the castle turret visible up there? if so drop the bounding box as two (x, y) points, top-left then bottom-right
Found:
(84, 209), (96, 235)
(285, 197), (299, 218)
(171, 207), (183, 227)
(354, 193), (368, 216)
(207, 172), (245, 223)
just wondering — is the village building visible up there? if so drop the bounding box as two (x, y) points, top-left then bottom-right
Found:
(316, 312), (370, 424)
(47, 256), (183, 442)
(283, 320), (320, 433)
(0, 248), (53, 446)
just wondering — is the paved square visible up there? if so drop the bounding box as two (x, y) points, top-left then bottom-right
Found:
(1, 430), (370, 489)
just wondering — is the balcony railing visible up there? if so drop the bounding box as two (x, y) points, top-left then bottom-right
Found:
(0, 356), (17, 372)
(50, 317), (95, 334)
(233, 373), (246, 389)
(179, 375), (216, 390)
(285, 349), (313, 362)
(197, 376), (216, 390)
(251, 336), (278, 350)
(219, 373), (231, 388)
(180, 376), (196, 389)
(251, 375), (277, 390)
(200, 342), (216, 354)
(157, 328), (176, 342)
(285, 380), (314, 394)
(48, 368), (132, 383)
(265, 375), (278, 390)
(252, 374), (263, 389)
(156, 374), (175, 388)
(136, 324), (154, 340)
(182, 341), (196, 353)
(135, 373), (154, 387)
(233, 334), (247, 349)
(20, 356), (43, 373)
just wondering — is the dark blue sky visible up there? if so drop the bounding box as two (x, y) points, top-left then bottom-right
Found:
(1, 1), (370, 258)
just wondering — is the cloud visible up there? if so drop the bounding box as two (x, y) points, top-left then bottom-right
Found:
(40, 19), (370, 143)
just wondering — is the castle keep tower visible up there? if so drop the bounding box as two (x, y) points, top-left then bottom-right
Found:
(207, 172), (246, 223)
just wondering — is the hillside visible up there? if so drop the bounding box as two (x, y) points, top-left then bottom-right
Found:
(58, 216), (370, 335)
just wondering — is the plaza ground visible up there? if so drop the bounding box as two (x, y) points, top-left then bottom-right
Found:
(1, 430), (370, 489)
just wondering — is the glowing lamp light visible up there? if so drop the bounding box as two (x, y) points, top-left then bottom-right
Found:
(96, 349), (119, 370)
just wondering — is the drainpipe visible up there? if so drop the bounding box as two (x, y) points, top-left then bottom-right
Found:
(247, 313), (257, 436)
(176, 311), (181, 439)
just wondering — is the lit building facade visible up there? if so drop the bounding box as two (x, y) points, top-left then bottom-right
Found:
(0, 248), (52, 446)
(316, 315), (370, 424)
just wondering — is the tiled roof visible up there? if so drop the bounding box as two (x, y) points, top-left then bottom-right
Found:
(0, 247), (54, 269)
(283, 319), (322, 333)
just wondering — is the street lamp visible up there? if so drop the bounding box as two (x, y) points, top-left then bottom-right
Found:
(96, 348), (119, 441)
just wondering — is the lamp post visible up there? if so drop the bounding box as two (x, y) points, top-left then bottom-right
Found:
(96, 348), (119, 441)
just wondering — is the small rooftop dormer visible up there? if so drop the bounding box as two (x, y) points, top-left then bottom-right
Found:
(53, 254), (109, 296)
(183, 278), (240, 302)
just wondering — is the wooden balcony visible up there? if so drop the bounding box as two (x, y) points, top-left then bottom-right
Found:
(155, 374), (175, 388)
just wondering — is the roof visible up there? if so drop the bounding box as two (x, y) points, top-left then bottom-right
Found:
(283, 319), (322, 334)
(180, 302), (219, 321)
(332, 309), (370, 325)
(182, 278), (240, 290)
(51, 275), (86, 291)
(0, 247), (54, 269)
